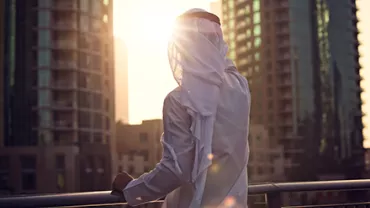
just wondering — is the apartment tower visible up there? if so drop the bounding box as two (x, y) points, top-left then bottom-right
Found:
(222, 0), (363, 181)
(0, 0), (115, 194)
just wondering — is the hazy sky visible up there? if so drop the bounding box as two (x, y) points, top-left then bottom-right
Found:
(113, 0), (212, 124)
(113, 0), (370, 147)
(357, 0), (369, 147)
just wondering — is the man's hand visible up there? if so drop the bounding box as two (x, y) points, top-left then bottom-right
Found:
(111, 172), (134, 197)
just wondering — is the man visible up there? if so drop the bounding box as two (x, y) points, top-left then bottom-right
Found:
(112, 8), (251, 208)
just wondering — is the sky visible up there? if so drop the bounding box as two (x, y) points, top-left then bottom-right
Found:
(357, 0), (370, 147)
(113, 0), (212, 124)
(113, 0), (370, 147)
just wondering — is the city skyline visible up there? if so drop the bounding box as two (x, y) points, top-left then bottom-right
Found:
(0, 0), (368, 200)
(113, 0), (370, 149)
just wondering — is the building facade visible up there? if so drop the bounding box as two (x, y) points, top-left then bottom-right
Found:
(222, 0), (364, 181)
(116, 120), (163, 178)
(248, 125), (287, 183)
(0, 0), (5, 148)
(0, 0), (115, 193)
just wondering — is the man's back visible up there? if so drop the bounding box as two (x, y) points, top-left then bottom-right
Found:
(202, 67), (250, 207)
(164, 67), (251, 207)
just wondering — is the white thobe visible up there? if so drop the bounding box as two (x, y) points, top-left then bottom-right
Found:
(123, 67), (250, 208)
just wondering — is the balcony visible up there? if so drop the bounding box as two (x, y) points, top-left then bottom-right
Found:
(52, 60), (77, 69)
(54, 120), (75, 129)
(276, 28), (289, 36)
(52, 0), (77, 10)
(53, 39), (77, 49)
(1, 180), (370, 208)
(53, 100), (76, 109)
(53, 21), (77, 30)
(53, 80), (76, 89)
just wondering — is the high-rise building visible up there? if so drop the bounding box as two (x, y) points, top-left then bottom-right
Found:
(0, 0), (115, 194)
(0, 0), (5, 148)
(222, 0), (364, 181)
(114, 37), (129, 124)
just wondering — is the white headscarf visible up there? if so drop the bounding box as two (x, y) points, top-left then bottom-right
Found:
(168, 8), (236, 207)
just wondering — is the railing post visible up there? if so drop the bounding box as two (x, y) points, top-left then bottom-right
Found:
(266, 192), (282, 208)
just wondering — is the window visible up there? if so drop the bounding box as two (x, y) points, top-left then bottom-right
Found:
(230, 41), (235, 49)
(105, 98), (109, 112)
(141, 150), (149, 161)
(245, 5), (250, 14)
(39, 0), (51, 7)
(91, 0), (102, 16)
(139, 133), (148, 143)
(39, 130), (52, 144)
(38, 11), (50, 27)
(103, 14), (108, 23)
(80, 15), (89, 32)
(91, 19), (101, 33)
(246, 17), (251, 25)
(79, 131), (90, 143)
(128, 165), (134, 174)
(78, 72), (89, 88)
(247, 41), (252, 50)
(56, 172), (65, 192)
(80, 0), (89, 12)
(228, 1), (234, 9)
(92, 93), (102, 110)
(254, 53), (260, 61)
(55, 155), (65, 170)
(20, 155), (37, 191)
(257, 167), (263, 174)
(246, 29), (251, 38)
(38, 30), (51, 47)
(78, 91), (91, 108)
(39, 110), (51, 127)
(253, 0), (260, 11)
(0, 157), (10, 191)
(38, 50), (51, 67)
(105, 117), (110, 130)
(253, 25), (261, 36)
(38, 70), (50, 87)
(268, 102), (273, 109)
(253, 12), (261, 24)
(93, 132), (103, 143)
(93, 113), (102, 129)
(78, 111), (91, 128)
(254, 37), (261, 48)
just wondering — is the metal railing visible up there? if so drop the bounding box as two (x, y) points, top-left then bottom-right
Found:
(1, 179), (370, 208)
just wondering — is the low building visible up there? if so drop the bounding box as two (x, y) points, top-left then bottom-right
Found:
(248, 125), (287, 183)
(115, 120), (163, 178)
(0, 144), (111, 196)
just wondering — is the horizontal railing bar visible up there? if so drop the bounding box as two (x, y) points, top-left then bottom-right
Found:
(0, 191), (127, 208)
(1, 179), (370, 208)
(284, 201), (370, 208)
(249, 179), (370, 194)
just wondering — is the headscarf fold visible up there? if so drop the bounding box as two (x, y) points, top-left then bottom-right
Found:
(167, 8), (235, 207)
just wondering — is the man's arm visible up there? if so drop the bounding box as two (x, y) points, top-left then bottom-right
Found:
(123, 94), (194, 206)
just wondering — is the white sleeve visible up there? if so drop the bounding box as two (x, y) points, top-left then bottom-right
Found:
(123, 94), (194, 206)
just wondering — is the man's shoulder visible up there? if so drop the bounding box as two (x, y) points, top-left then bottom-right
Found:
(165, 87), (181, 103)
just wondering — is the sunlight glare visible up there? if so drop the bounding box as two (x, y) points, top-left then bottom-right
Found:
(113, 0), (211, 124)
(114, 2), (178, 48)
